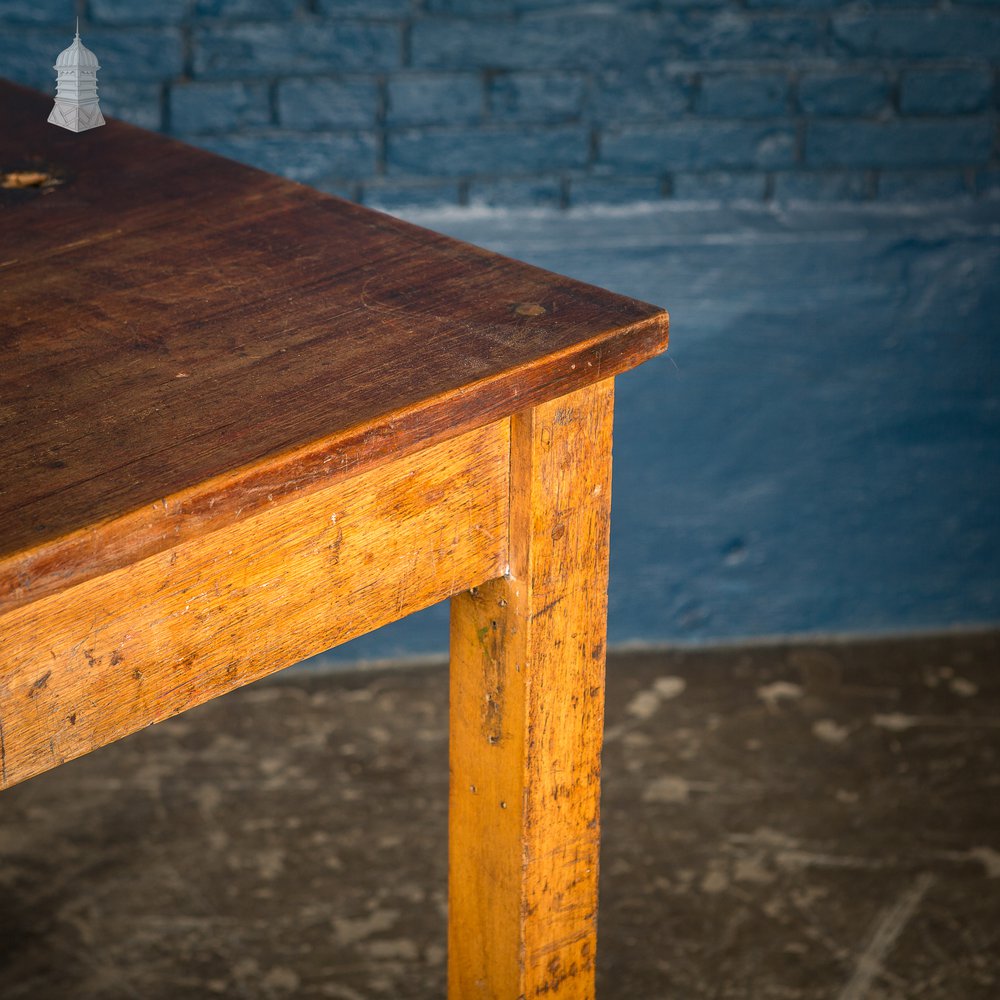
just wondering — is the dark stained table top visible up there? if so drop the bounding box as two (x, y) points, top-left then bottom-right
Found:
(0, 79), (669, 613)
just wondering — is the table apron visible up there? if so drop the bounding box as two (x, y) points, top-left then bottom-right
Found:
(0, 419), (510, 790)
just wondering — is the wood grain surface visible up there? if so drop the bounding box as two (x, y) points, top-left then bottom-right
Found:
(0, 421), (508, 789)
(0, 80), (668, 614)
(449, 381), (614, 999)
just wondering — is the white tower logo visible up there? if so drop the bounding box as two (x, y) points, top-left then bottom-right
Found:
(48, 20), (105, 133)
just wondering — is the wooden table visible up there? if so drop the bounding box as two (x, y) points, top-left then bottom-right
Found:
(0, 79), (668, 997)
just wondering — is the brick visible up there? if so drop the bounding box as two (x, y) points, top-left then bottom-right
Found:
(194, 0), (301, 15)
(317, 0), (411, 15)
(82, 28), (185, 80)
(90, 0), (189, 24)
(171, 81), (271, 133)
(386, 73), (483, 126)
(186, 132), (377, 182)
(0, 31), (63, 90)
(976, 167), (1000, 197)
(744, 0), (831, 7)
(468, 176), (563, 207)
(410, 13), (679, 72)
(798, 72), (889, 117)
(900, 69), (993, 115)
(657, 0), (729, 8)
(427, 0), (513, 12)
(590, 67), (691, 121)
(676, 12), (824, 60)
(194, 21), (401, 78)
(386, 125), (590, 176)
(806, 120), (993, 168)
(672, 171), (767, 200)
(0, 27), (178, 87)
(490, 72), (586, 124)
(772, 170), (870, 201)
(832, 12), (1000, 60)
(100, 81), (164, 131)
(696, 73), (788, 118)
(0, 28), (181, 91)
(567, 176), (663, 205)
(878, 170), (971, 201)
(600, 122), (797, 173)
(361, 180), (462, 211)
(313, 178), (360, 200)
(278, 77), (378, 130)
(520, 0), (660, 6)
(0, 0), (81, 23)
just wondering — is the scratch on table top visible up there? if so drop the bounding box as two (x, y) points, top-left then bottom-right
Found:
(0, 228), (125, 270)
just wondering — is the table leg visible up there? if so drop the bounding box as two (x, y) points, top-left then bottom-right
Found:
(449, 379), (614, 999)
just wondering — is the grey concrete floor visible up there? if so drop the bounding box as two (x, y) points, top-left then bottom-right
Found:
(1, 631), (998, 999)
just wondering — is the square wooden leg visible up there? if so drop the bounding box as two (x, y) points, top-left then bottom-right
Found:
(449, 379), (614, 998)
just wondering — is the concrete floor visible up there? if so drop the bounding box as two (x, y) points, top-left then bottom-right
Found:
(1, 631), (997, 998)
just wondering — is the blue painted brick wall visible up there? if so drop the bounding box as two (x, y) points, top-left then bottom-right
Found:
(2, 0), (998, 207)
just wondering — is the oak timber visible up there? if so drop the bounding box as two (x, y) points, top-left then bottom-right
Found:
(0, 80), (668, 614)
(449, 381), (614, 998)
(0, 422), (508, 789)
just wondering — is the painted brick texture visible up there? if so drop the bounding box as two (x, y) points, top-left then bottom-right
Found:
(1, 0), (997, 207)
